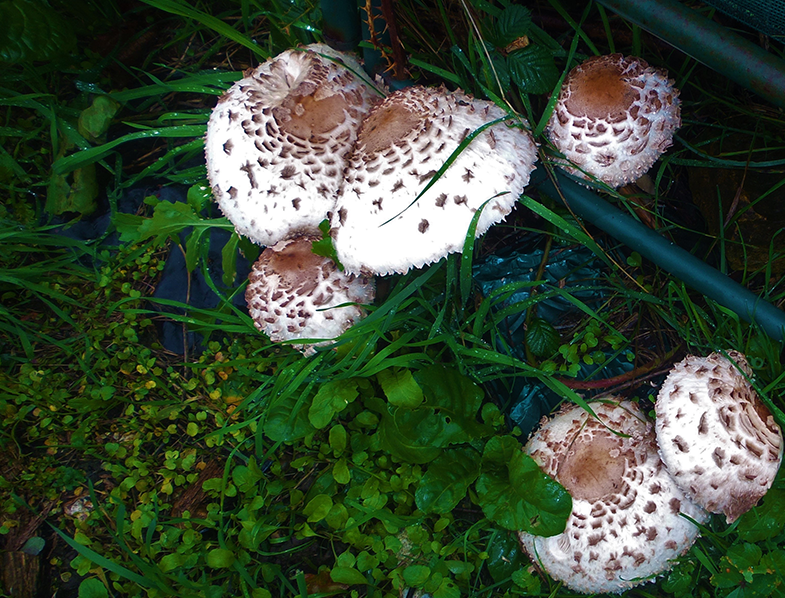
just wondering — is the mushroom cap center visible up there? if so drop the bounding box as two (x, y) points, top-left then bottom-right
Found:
(276, 92), (350, 138)
(564, 61), (636, 121)
(557, 432), (627, 502)
(264, 238), (333, 293)
(357, 103), (421, 154)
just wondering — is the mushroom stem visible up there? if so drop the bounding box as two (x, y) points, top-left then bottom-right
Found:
(596, 0), (785, 110)
(533, 167), (785, 342)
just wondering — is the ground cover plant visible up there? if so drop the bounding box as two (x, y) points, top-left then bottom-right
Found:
(1, 0), (784, 597)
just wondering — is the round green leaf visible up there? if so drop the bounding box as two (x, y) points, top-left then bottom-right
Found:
(78, 579), (108, 598)
(378, 367), (424, 408)
(403, 565), (431, 587)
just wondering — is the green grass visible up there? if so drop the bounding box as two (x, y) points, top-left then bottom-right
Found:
(1, 0), (784, 597)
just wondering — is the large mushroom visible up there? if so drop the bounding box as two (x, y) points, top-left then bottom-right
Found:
(547, 54), (681, 188)
(245, 235), (375, 355)
(331, 85), (538, 276)
(655, 351), (783, 523)
(519, 399), (707, 594)
(205, 44), (383, 247)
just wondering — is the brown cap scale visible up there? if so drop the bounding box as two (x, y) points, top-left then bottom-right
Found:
(547, 54), (680, 188)
(519, 399), (707, 595)
(205, 44), (383, 246)
(245, 235), (375, 355)
(331, 85), (538, 276)
(655, 351), (783, 523)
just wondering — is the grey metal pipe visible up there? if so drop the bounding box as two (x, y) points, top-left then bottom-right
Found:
(533, 169), (785, 342)
(596, 0), (785, 109)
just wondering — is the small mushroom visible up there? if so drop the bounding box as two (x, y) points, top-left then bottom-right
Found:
(519, 399), (706, 595)
(547, 54), (681, 188)
(245, 235), (375, 355)
(331, 85), (538, 276)
(205, 43), (383, 247)
(655, 351), (783, 523)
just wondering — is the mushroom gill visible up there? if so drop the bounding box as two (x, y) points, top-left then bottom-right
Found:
(655, 351), (784, 523)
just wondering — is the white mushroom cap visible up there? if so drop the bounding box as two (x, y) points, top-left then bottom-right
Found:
(331, 85), (538, 276)
(655, 351), (783, 523)
(519, 399), (707, 595)
(245, 235), (375, 355)
(547, 54), (681, 188)
(205, 43), (382, 246)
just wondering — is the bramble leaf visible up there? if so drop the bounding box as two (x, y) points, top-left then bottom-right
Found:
(507, 45), (560, 94)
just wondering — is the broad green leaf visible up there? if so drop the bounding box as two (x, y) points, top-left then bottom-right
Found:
(308, 379), (359, 428)
(378, 366), (491, 463)
(330, 566), (367, 585)
(416, 447), (480, 514)
(303, 494), (333, 523)
(526, 317), (560, 357)
(403, 565), (431, 586)
(493, 5), (531, 47)
(263, 392), (315, 442)
(476, 435), (571, 535)
(737, 489), (785, 542)
(232, 459), (264, 493)
(486, 530), (527, 583)
(378, 368), (424, 408)
(206, 548), (235, 569)
(0, 0), (76, 63)
(78, 578), (108, 598)
(507, 45), (560, 94)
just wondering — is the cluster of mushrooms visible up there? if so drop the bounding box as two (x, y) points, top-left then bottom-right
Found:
(204, 45), (782, 594)
(205, 45), (680, 354)
(519, 350), (783, 594)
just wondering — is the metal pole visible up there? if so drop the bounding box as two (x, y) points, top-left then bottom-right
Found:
(533, 169), (785, 342)
(596, 0), (785, 109)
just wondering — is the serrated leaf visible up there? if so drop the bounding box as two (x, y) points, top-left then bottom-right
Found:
(378, 367), (424, 408)
(206, 548), (235, 568)
(415, 446), (480, 514)
(308, 379), (359, 429)
(507, 45), (560, 94)
(0, 0), (76, 64)
(330, 566), (367, 585)
(492, 5), (531, 47)
(526, 317), (560, 357)
(476, 435), (571, 535)
(120, 199), (201, 245)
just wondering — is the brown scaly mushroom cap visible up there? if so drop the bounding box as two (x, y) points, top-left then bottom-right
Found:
(655, 351), (783, 523)
(519, 399), (707, 595)
(245, 235), (375, 355)
(331, 85), (538, 276)
(205, 44), (383, 247)
(547, 54), (680, 188)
